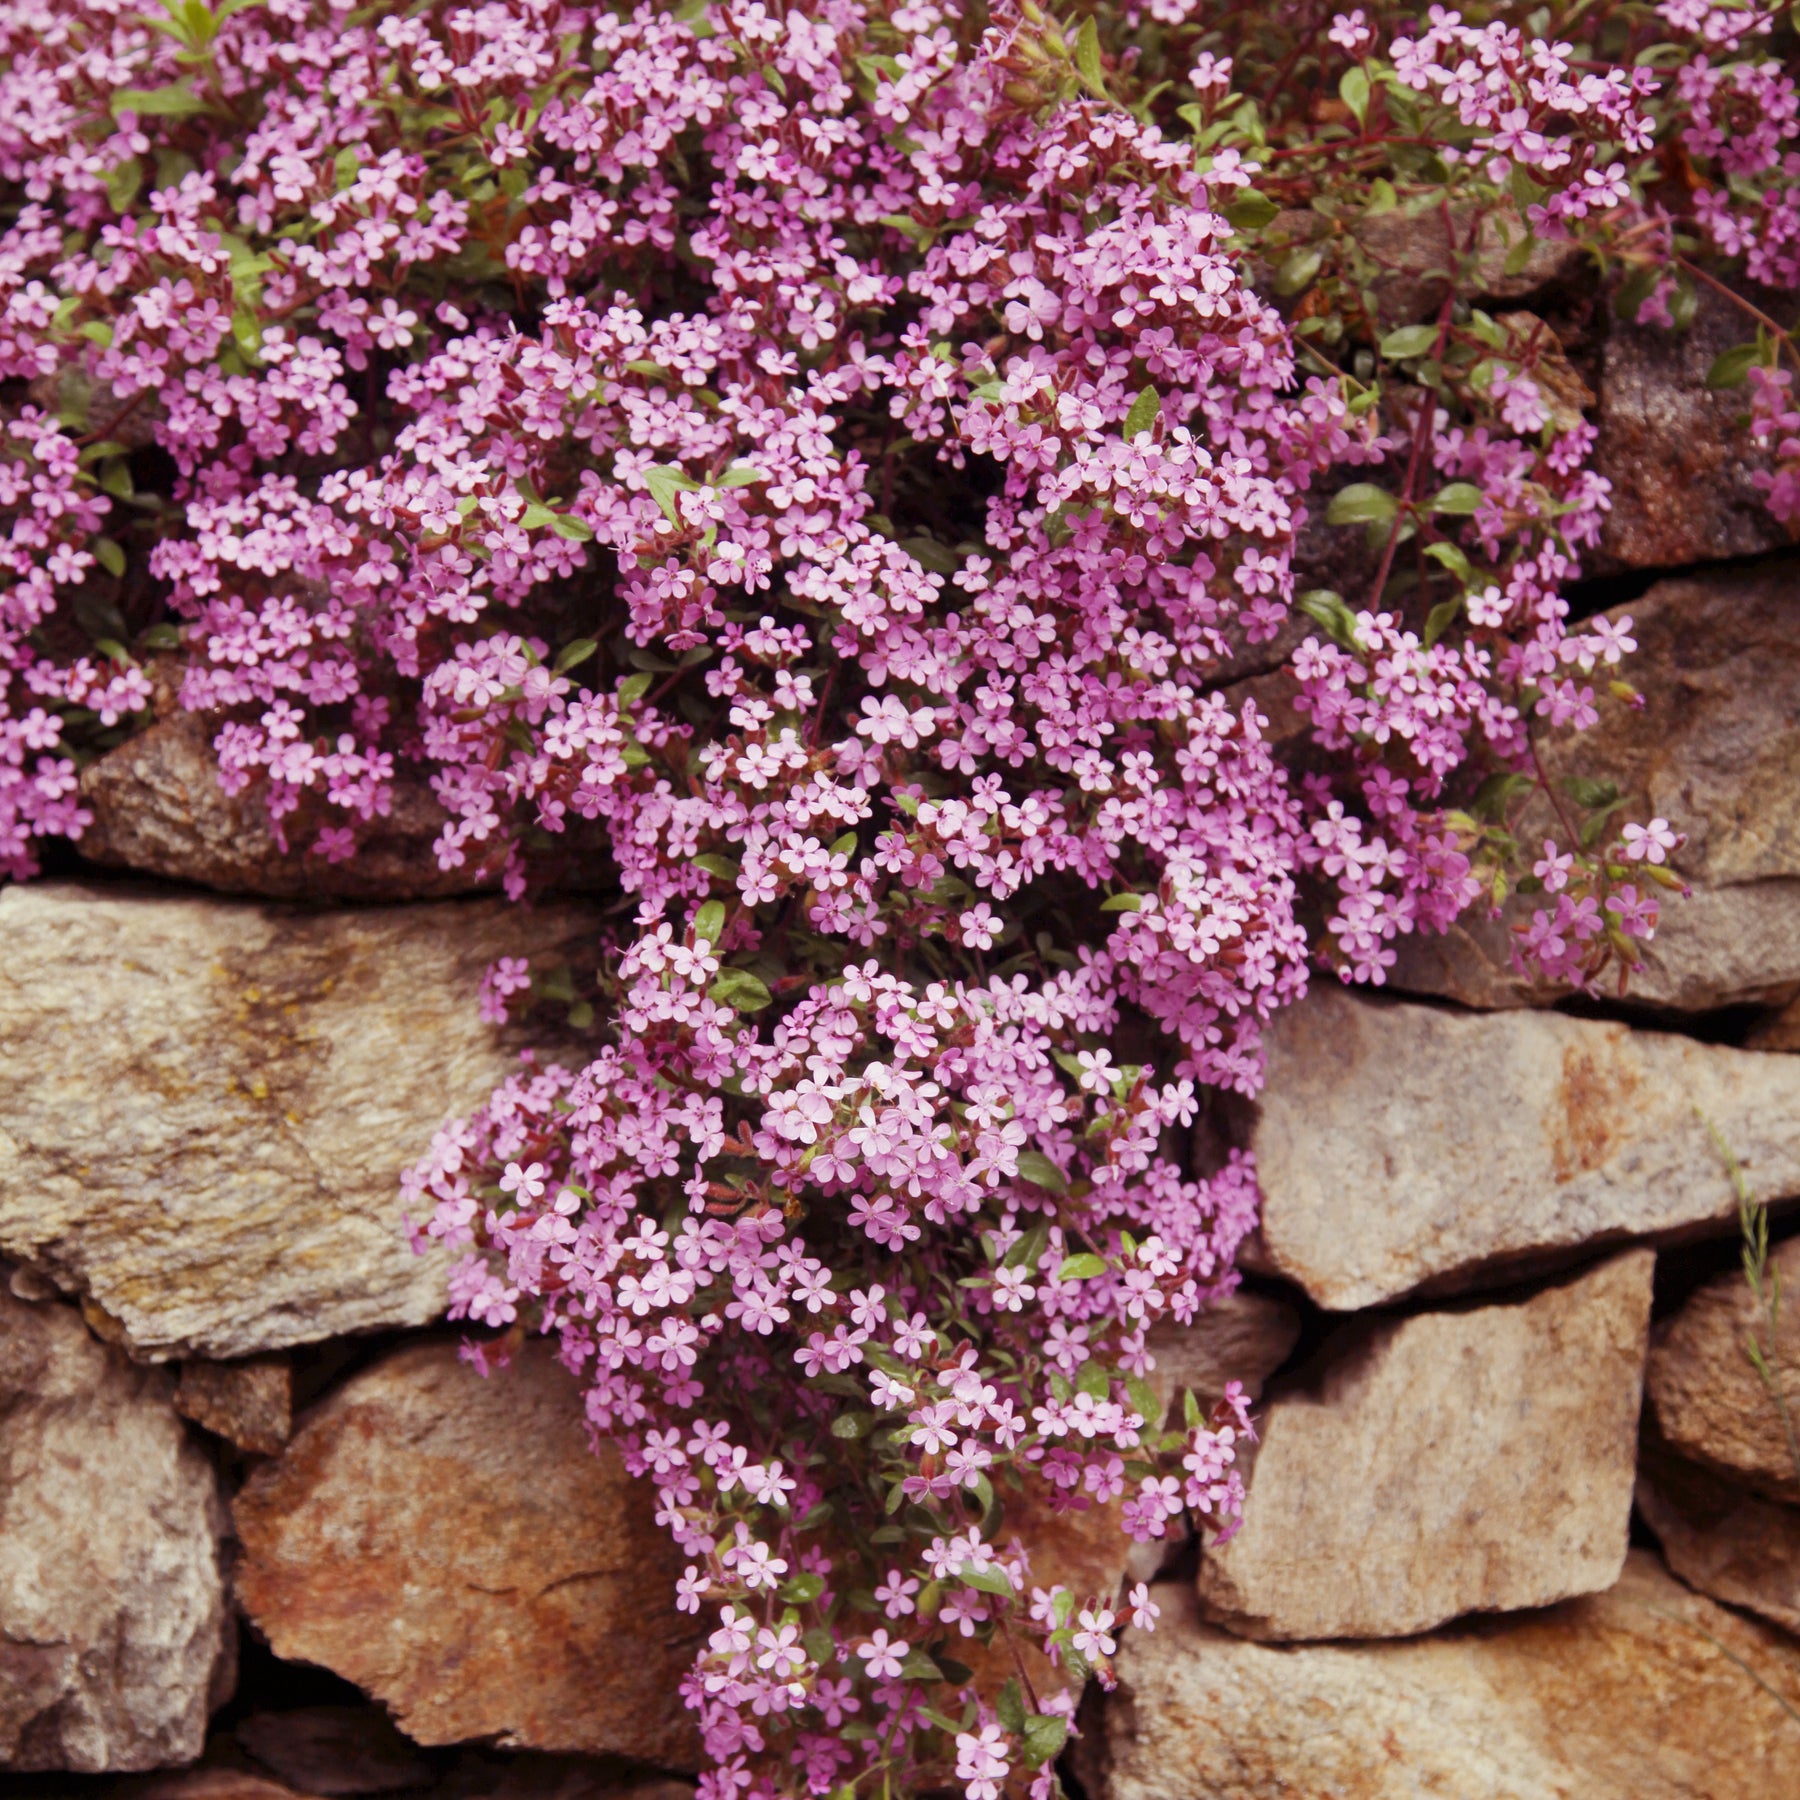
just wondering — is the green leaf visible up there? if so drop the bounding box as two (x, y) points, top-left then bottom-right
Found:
(112, 83), (209, 117)
(1562, 774), (1620, 810)
(1706, 342), (1760, 390)
(710, 968), (773, 1012)
(1379, 324), (1439, 360)
(997, 1679), (1027, 1735)
(716, 462), (768, 488)
(1073, 16), (1108, 98)
(644, 463), (700, 524)
(139, 622), (184, 651)
(616, 671), (654, 707)
(1325, 482), (1396, 526)
(1273, 245), (1323, 296)
(1224, 189), (1279, 232)
(830, 1412), (877, 1440)
(554, 637), (597, 673)
(1423, 596), (1463, 647)
(1365, 176), (1398, 215)
(1055, 1252), (1108, 1282)
(1023, 1714), (1070, 1769)
(804, 1627), (838, 1664)
(93, 537), (127, 578)
(1338, 65), (1371, 124)
(693, 852), (740, 879)
(693, 900), (726, 947)
(960, 1562), (1015, 1597)
(1296, 588), (1366, 653)
(566, 1000), (594, 1030)
(899, 1648), (944, 1682)
(105, 158), (143, 214)
(1122, 384), (1160, 440)
(1423, 540), (1473, 582)
(1075, 1357), (1110, 1399)
(1016, 1150), (1068, 1194)
(1472, 770), (1535, 822)
(1098, 892), (1143, 913)
(1430, 482), (1484, 516)
(550, 514), (594, 541)
(1613, 264), (1660, 324)
(829, 830), (858, 859)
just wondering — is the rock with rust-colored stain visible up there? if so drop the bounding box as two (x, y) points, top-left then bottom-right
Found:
(1249, 985), (1800, 1310)
(1592, 286), (1798, 572)
(1637, 1439), (1800, 1637)
(0, 882), (601, 1360)
(1196, 1252), (1652, 1640)
(1081, 1553), (1800, 1800)
(1386, 562), (1800, 1013)
(176, 1357), (293, 1454)
(0, 1289), (233, 1772)
(1646, 1234), (1800, 1504)
(232, 1337), (703, 1769)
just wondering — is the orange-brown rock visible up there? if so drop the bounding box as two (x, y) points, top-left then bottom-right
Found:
(233, 1338), (703, 1769)
(1085, 1553), (1800, 1800)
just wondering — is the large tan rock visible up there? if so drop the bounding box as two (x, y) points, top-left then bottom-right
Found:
(1196, 1252), (1651, 1641)
(1389, 564), (1800, 1013)
(1085, 1553), (1800, 1800)
(1251, 984), (1800, 1309)
(0, 883), (598, 1360)
(1647, 1234), (1800, 1503)
(1638, 1442), (1800, 1637)
(0, 1289), (232, 1771)
(1592, 288), (1797, 572)
(232, 1337), (703, 1770)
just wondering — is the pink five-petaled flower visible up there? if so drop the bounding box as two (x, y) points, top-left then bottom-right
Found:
(855, 1629), (908, 1682)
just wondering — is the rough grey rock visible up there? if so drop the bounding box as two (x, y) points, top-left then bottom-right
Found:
(234, 1708), (431, 1796)
(232, 1337), (703, 1770)
(0, 1288), (231, 1771)
(1251, 984), (1800, 1309)
(1196, 1252), (1652, 1640)
(1085, 1553), (1800, 1800)
(1646, 1233), (1800, 1503)
(1144, 1288), (1301, 1419)
(0, 882), (600, 1359)
(1388, 563), (1800, 1013)
(175, 1357), (292, 1455)
(1637, 1443), (1800, 1637)
(1592, 286), (1798, 572)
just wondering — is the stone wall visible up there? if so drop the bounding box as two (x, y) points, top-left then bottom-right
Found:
(5, 317), (1800, 1800)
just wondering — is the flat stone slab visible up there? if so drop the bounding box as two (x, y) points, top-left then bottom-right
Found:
(0, 882), (598, 1359)
(1086, 1552), (1800, 1800)
(1252, 985), (1800, 1309)
(1197, 1252), (1652, 1640)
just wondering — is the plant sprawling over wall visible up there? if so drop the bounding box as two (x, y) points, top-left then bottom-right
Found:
(2, 0), (1793, 1795)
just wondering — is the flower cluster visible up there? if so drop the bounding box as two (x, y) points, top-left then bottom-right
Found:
(2, 1), (1794, 1796)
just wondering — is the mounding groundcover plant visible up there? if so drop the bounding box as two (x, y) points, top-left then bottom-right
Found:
(3, 0), (1797, 1792)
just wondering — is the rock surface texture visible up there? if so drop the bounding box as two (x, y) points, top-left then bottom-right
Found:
(1251, 985), (1800, 1309)
(1388, 564), (1800, 1013)
(232, 1337), (702, 1769)
(1637, 1443), (1800, 1637)
(1088, 1554), (1800, 1800)
(1646, 1234), (1800, 1502)
(175, 1356), (293, 1454)
(1144, 1288), (1301, 1416)
(1195, 1252), (1652, 1640)
(0, 883), (599, 1359)
(78, 706), (484, 902)
(0, 1289), (231, 1771)
(1592, 292), (1798, 570)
